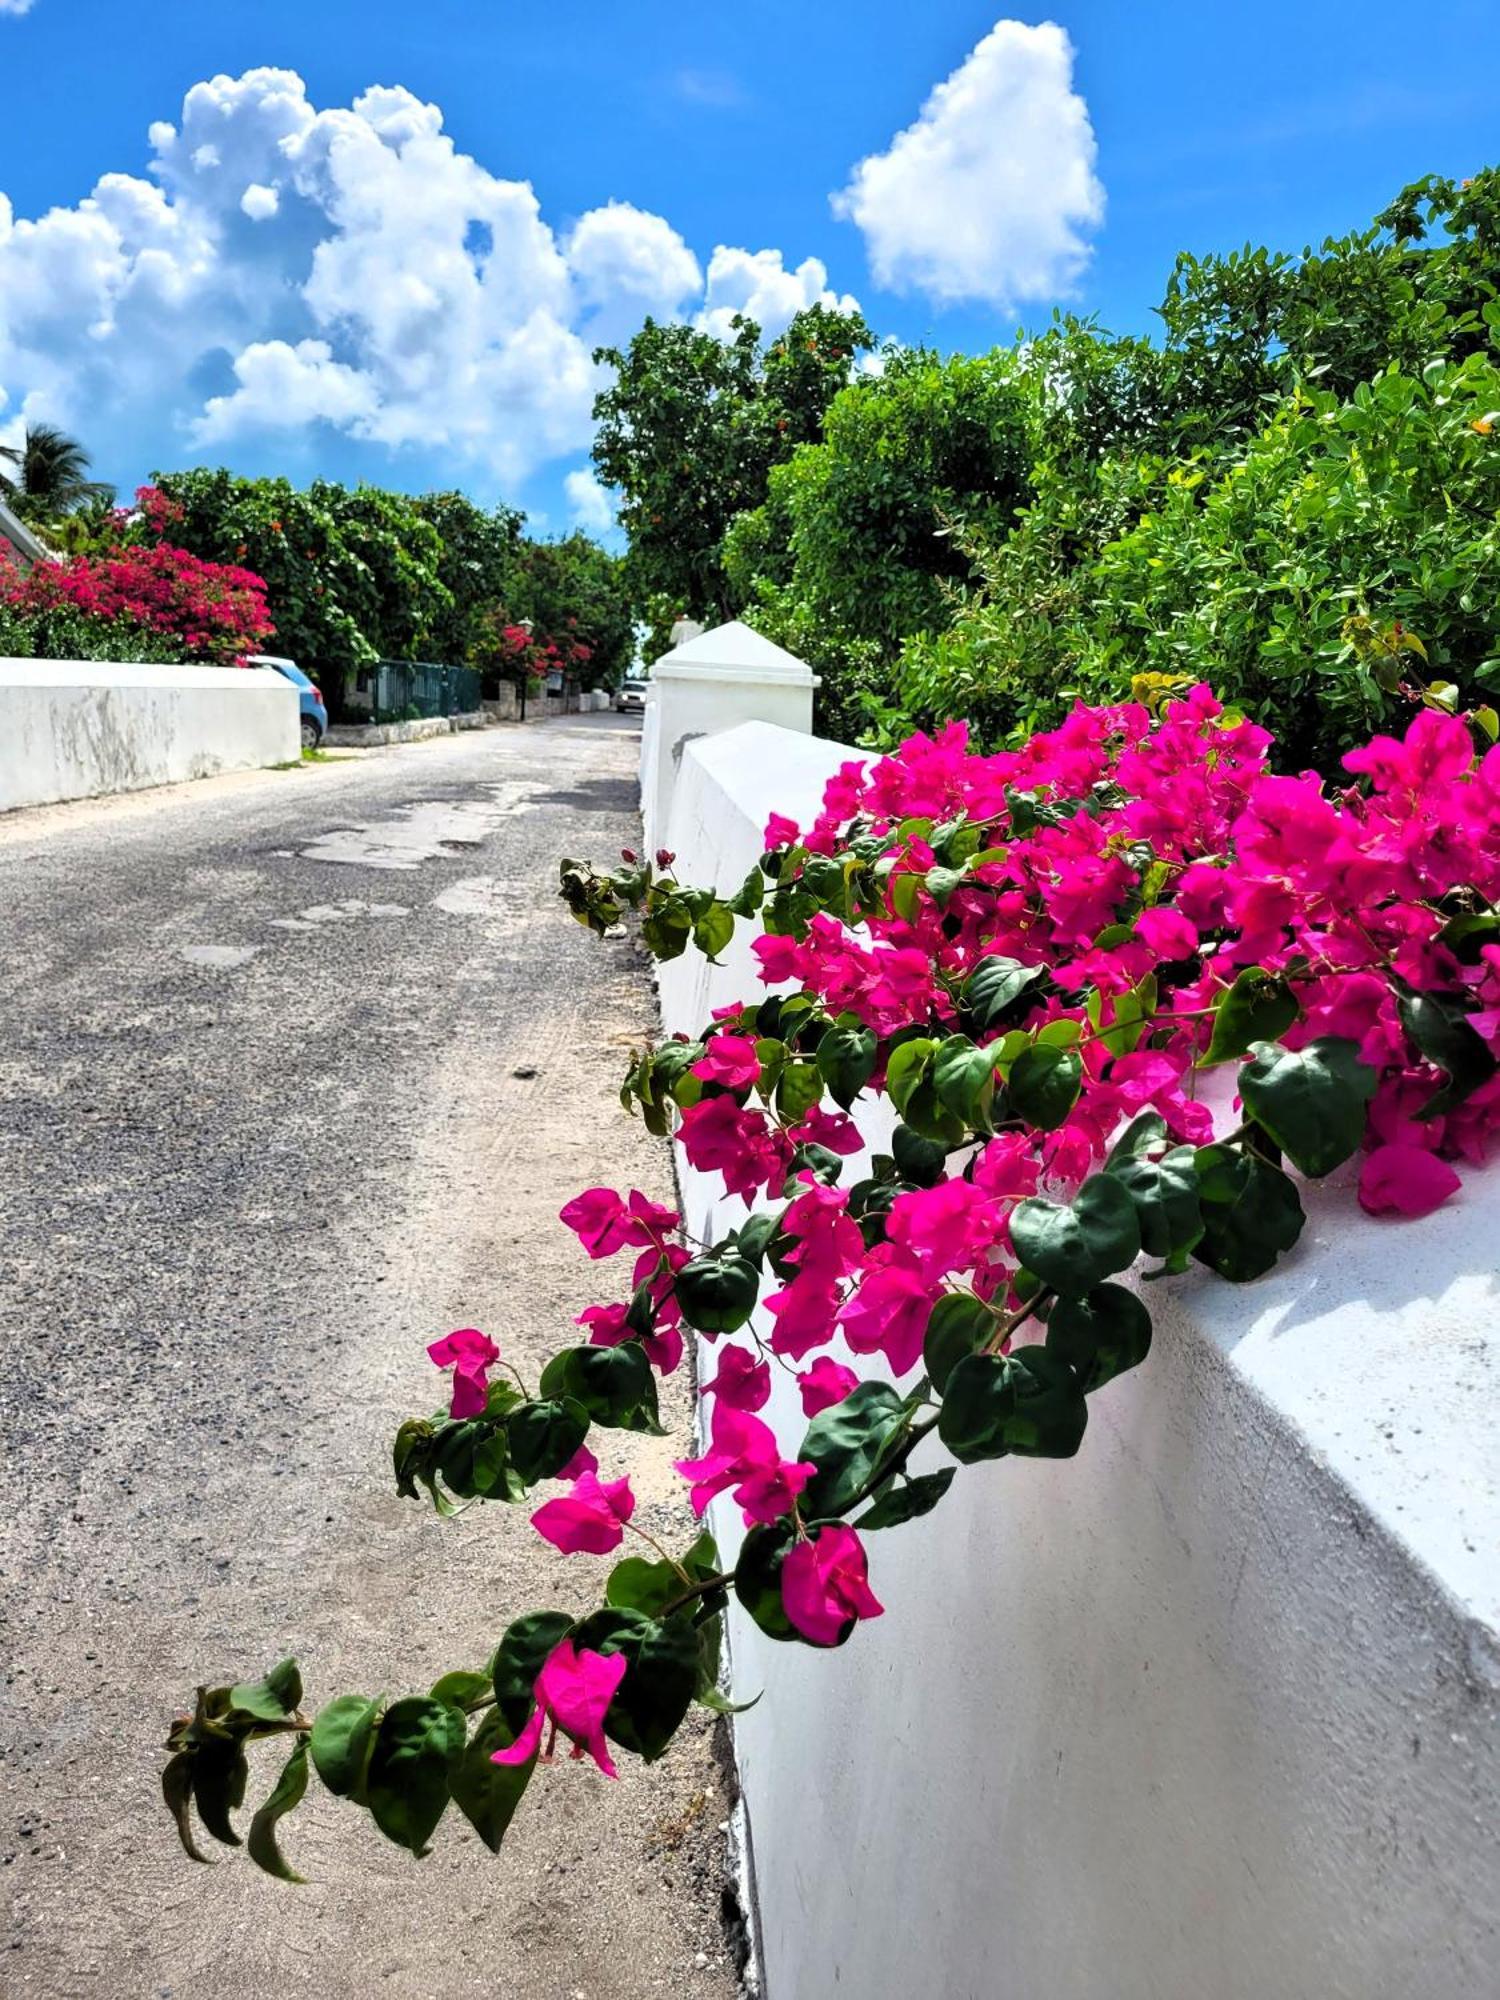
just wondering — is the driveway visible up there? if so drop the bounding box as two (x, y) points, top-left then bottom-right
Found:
(0, 716), (741, 1998)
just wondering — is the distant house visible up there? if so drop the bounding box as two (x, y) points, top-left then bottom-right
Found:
(0, 498), (52, 570)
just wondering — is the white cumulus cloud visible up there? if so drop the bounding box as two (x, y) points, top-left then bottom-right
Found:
(564, 467), (615, 533)
(0, 0), (37, 16)
(240, 184), (280, 222)
(567, 201), (702, 341)
(833, 18), (1104, 310)
(194, 338), (379, 442)
(698, 247), (860, 341)
(0, 67), (856, 498)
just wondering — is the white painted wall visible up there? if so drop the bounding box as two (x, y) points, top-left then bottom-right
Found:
(657, 716), (1500, 2000)
(0, 658), (299, 812)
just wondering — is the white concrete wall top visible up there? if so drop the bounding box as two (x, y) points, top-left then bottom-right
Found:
(1, 658), (283, 692)
(653, 618), (822, 684)
(657, 717), (1500, 2000)
(0, 658), (299, 812)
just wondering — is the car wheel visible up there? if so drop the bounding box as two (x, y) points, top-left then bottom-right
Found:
(301, 717), (321, 751)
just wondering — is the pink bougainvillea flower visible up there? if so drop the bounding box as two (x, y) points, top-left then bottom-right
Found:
(781, 1525), (884, 1647)
(752, 932), (805, 985)
(426, 1326), (500, 1419)
(702, 1344), (772, 1412)
(560, 1187), (679, 1259)
(971, 1131), (1040, 1205)
(554, 1441), (599, 1482)
(577, 1301), (631, 1344)
(530, 1471), (637, 1556)
(791, 1102), (864, 1155)
(766, 1275), (842, 1360)
(674, 1406), (815, 1526)
(780, 1181), (865, 1286)
(623, 1189), (680, 1240)
(1357, 1144), (1462, 1219)
(763, 811), (800, 850)
(492, 1638), (628, 1779)
(798, 1355), (860, 1417)
(839, 1250), (934, 1377)
(578, 1300), (683, 1377)
(691, 1034), (762, 1090)
(559, 1188), (635, 1258)
(676, 1096), (793, 1203)
(885, 1178), (1004, 1278)
(1132, 905), (1200, 962)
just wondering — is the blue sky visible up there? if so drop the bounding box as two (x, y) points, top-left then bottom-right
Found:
(2, 1), (1498, 538)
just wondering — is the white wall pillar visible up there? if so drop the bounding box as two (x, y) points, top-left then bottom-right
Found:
(640, 621), (817, 855)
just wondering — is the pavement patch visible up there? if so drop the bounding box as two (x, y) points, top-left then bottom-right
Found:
(178, 944), (262, 970)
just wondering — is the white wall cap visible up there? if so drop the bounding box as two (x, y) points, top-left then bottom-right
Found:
(0, 658), (286, 691)
(684, 720), (867, 822)
(654, 618), (816, 684)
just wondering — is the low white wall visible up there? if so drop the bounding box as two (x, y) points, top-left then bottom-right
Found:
(659, 721), (1500, 2000)
(0, 658), (299, 811)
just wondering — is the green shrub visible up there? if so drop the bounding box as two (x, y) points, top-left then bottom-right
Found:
(0, 599), (183, 664)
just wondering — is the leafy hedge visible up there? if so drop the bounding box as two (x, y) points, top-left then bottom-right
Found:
(691, 169), (1500, 769)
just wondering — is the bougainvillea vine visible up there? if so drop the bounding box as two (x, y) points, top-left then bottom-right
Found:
(162, 686), (1499, 1878)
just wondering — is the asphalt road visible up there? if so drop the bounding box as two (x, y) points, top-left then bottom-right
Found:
(0, 716), (740, 1999)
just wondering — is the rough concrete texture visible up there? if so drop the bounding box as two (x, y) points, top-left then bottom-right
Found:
(0, 715), (742, 1999)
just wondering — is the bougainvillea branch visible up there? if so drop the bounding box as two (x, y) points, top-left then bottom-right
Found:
(162, 686), (1500, 1878)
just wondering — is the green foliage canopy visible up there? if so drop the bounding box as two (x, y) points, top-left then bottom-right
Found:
(590, 303), (874, 629)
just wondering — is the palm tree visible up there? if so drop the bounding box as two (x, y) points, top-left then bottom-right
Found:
(0, 423), (114, 517)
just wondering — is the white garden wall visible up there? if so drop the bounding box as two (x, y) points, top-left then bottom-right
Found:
(653, 712), (1500, 2000)
(0, 658), (299, 812)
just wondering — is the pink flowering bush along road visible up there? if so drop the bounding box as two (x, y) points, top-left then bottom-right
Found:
(161, 685), (1500, 1881)
(0, 498), (274, 665)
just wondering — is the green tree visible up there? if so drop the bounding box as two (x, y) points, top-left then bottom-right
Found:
(412, 491), (524, 663)
(146, 470), (454, 706)
(590, 303), (874, 622)
(723, 347), (1033, 734)
(509, 534), (635, 688)
(853, 166), (1500, 766)
(0, 423), (113, 517)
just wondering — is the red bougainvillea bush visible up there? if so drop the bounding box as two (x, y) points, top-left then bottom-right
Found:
(162, 686), (1498, 1877)
(0, 522), (273, 665)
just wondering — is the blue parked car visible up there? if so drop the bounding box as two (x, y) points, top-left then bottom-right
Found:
(250, 654), (328, 750)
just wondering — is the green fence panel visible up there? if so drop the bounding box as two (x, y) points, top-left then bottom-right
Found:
(367, 661), (483, 725)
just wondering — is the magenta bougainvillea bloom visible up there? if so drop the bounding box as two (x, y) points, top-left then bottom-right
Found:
(674, 1406), (816, 1526)
(425, 1327), (500, 1419)
(558, 1187), (679, 1259)
(797, 1355), (860, 1417)
(530, 1471), (636, 1555)
(1358, 1144), (1463, 1218)
(790, 1102), (863, 1156)
(676, 1096), (794, 1203)
(885, 1178), (1006, 1279)
(0, 524), (274, 664)
(691, 1034), (762, 1090)
(781, 1525), (884, 1647)
(578, 1299), (684, 1376)
(492, 1638), (628, 1779)
(838, 1250), (935, 1377)
(702, 1344), (772, 1412)
(554, 1441), (599, 1482)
